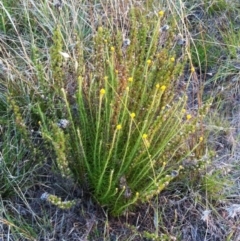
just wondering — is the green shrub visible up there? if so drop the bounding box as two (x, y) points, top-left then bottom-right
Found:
(35, 7), (208, 216)
(1, 2), (209, 216)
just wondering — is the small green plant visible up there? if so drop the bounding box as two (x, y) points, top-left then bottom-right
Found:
(35, 6), (208, 216)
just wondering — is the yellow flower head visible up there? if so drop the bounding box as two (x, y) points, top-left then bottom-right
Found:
(159, 10), (164, 17)
(186, 114), (192, 120)
(100, 88), (106, 95)
(116, 124), (122, 130)
(170, 57), (175, 62)
(130, 112), (136, 118)
(146, 59), (152, 65)
(191, 66), (195, 73)
(110, 46), (115, 52)
(156, 83), (160, 89)
(128, 77), (133, 82)
(142, 134), (148, 139)
(161, 85), (166, 91)
(199, 136), (204, 142)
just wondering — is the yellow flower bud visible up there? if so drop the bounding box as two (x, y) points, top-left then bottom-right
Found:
(159, 10), (164, 17)
(146, 59), (152, 65)
(100, 88), (106, 95)
(116, 124), (122, 130)
(130, 113), (136, 118)
(161, 85), (166, 91)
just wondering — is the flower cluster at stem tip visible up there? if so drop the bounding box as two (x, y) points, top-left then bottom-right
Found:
(130, 112), (136, 118)
(100, 88), (106, 95)
(116, 124), (122, 130)
(159, 10), (164, 17)
(146, 59), (152, 65)
(161, 85), (166, 91)
(156, 84), (166, 91)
